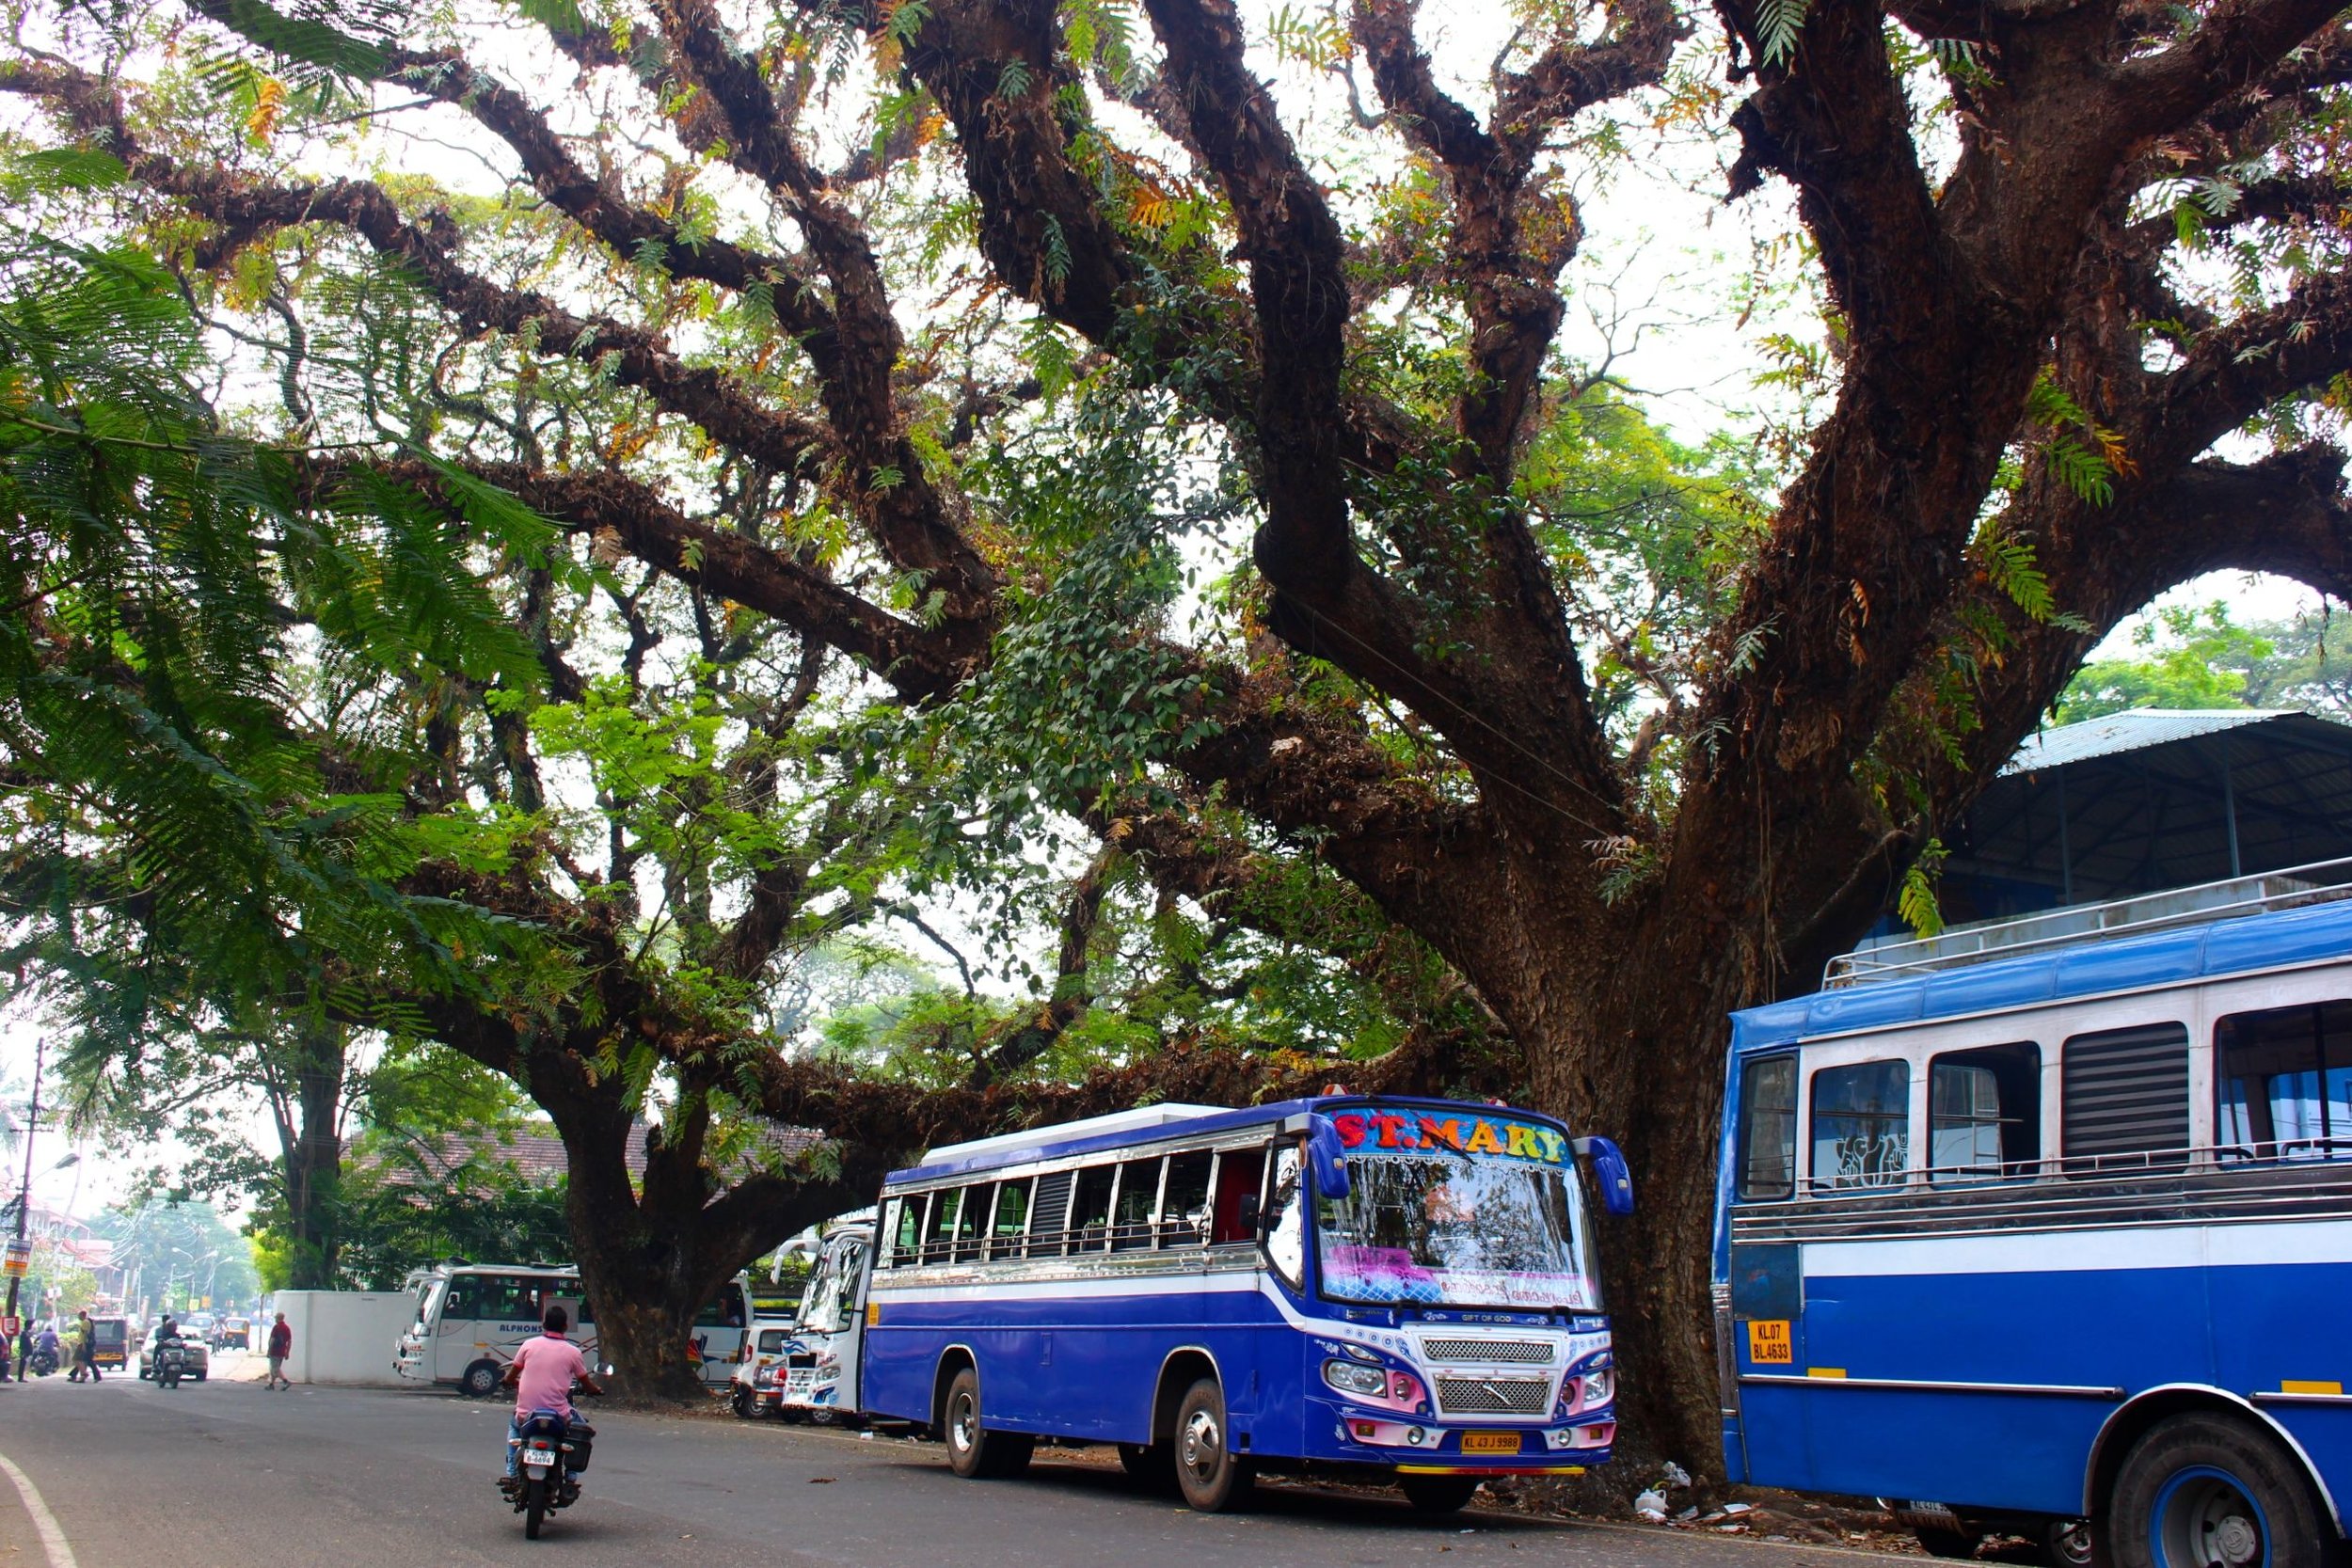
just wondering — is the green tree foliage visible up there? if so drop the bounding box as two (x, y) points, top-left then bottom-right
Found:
(2058, 604), (2352, 722)
(3, 0), (2347, 1453)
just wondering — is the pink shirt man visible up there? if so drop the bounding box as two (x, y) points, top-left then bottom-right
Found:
(509, 1332), (589, 1421)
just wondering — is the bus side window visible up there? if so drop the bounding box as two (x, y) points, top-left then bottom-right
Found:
(1210, 1148), (1266, 1243)
(1263, 1144), (1306, 1290)
(953, 1185), (986, 1262)
(1930, 1042), (2041, 1180)
(988, 1178), (1033, 1259)
(1069, 1165), (1116, 1252)
(1110, 1157), (1164, 1250)
(1736, 1056), (1797, 1200)
(443, 1278), (481, 1321)
(2217, 1001), (2352, 1163)
(924, 1189), (966, 1263)
(1030, 1171), (1073, 1254)
(1810, 1059), (1911, 1189)
(893, 1195), (928, 1267)
(1160, 1151), (1214, 1245)
(2061, 1022), (2190, 1173)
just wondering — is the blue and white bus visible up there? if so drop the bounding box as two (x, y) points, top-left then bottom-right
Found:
(847, 1097), (1633, 1513)
(1714, 881), (2352, 1568)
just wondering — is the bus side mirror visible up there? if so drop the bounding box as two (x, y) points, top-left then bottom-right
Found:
(1575, 1136), (1636, 1215)
(1237, 1195), (1261, 1235)
(1307, 1115), (1352, 1200)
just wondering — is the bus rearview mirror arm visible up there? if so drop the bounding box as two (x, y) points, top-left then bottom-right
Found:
(1573, 1135), (1636, 1215)
(1306, 1115), (1352, 1200)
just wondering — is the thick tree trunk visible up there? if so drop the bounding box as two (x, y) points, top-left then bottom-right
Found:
(1435, 804), (1870, 1482)
(278, 1025), (346, 1291)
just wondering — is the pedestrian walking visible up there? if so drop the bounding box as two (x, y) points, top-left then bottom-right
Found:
(69, 1309), (98, 1383)
(265, 1311), (292, 1390)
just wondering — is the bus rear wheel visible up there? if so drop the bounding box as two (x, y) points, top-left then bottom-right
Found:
(942, 1368), (1033, 1480)
(1171, 1377), (1254, 1513)
(1398, 1475), (1481, 1514)
(2110, 1412), (2323, 1568)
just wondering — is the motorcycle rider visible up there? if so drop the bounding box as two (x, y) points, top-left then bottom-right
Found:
(33, 1323), (57, 1376)
(498, 1304), (601, 1500)
(152, 1313), (183, 1380)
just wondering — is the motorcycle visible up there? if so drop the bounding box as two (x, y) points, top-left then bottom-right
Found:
(153, 1338), (186, 1390)
(499, 1407), (595, 1539)
(26, 1345), (56, 1378)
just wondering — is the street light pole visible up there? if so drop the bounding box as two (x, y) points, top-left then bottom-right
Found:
(3, 1037), (45, 1383)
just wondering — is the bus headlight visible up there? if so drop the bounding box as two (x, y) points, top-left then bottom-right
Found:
(1577, 1369), (1613, 1408)
(1324, 1360), (1390, 1398)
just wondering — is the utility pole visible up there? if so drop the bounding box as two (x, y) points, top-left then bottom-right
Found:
(2, 1037), (45, 1383)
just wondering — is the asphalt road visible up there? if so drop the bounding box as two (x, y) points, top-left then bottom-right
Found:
(0, 1356), (1913, 1568)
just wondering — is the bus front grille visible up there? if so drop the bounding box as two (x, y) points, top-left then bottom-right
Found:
(1420, 1338), (1554, 1364)
(1432, 1376), (1553, 1415)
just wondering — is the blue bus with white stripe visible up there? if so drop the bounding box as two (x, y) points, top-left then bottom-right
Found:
(1714, 886), (2352, 1568)
(848, 1097), (1633, 1513)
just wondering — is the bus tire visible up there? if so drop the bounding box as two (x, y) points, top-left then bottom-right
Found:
(1171, 1377), (1254, 1513)
(941, 1368), (1030, 1480)
(461, 1359), (502, 1399)
(2109, 1412), (2324, 1568)
(1399, 1475), (1481, 1514)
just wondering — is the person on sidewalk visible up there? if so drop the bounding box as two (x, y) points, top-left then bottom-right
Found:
(265, 1311), (293, 1390)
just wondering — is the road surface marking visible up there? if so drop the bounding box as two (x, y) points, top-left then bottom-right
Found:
(0, 1448), (79, 1568)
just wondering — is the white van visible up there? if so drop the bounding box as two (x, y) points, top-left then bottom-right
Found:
(728, 1319), (800, 1418)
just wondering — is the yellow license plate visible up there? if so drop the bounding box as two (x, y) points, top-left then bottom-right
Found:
(1746, 1319), (1793, 1364)
(1460, 1432), (1522, 1454)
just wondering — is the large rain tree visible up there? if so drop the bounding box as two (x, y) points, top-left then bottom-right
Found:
(5, 0), (2349, 1453)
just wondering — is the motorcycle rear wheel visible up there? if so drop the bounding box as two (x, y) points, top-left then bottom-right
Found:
(524, 1476), (548, 1539)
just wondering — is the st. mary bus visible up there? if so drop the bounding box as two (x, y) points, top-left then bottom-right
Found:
(845, 1096), (1633, 1513)
(1715, 875), (2352, 1568)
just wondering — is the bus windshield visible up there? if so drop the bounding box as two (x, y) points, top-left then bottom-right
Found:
(1315, 1150), (1598, 1311)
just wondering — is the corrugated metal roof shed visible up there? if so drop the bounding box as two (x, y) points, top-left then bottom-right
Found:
(1928, 706), (2352, 924)
(1999, 708), (2297, 775)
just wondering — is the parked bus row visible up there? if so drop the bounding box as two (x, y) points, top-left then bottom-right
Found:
(392, 870), (2347, 1564)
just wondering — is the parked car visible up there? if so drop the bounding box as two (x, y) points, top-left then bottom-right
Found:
(137, 1323), (210, 1382)
(729, 1321), (797, 1419)
(214, 1316), (251, 1351)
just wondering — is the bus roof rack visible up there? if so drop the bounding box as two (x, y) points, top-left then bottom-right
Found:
(922, 1103), (1232, 1164)
(1823, 856), (2352, 989)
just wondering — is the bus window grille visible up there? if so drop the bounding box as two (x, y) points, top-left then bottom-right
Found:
(2062, 1024), (2191, 1170)
(1030, 1171), (1073, 1255)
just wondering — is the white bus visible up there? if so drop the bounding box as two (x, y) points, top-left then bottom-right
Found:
(395, 1262), (597, 1397)
(395, 1261), (759, 1395)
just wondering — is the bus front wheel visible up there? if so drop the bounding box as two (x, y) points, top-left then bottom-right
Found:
(942, 1368), (1033, 1480)
(2109, 1412), (2324, 1568)
(461, 1359), (502, 1399)
(1171, 1377), (1254, 1513)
